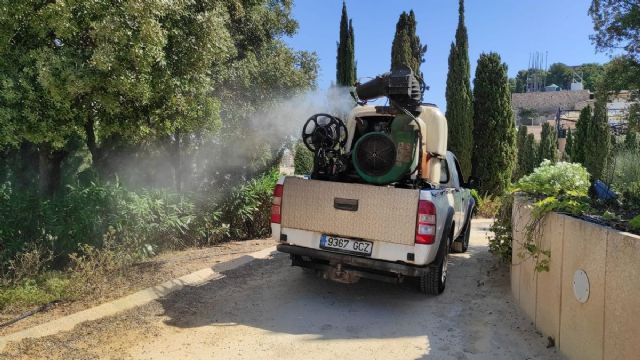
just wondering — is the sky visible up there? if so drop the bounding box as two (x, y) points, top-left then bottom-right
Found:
(284, 0), (613, 109)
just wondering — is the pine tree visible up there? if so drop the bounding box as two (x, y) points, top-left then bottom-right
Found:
(584, 92), (611, 180)
(538, 122), (557, 163)
(445, 0), (473, 177)
(471, 52), (516, 195)
(565, 128), (574, 160)
(514, 125), (528, 179)
(573, 106), (592, 164)
(336, 2), (356, 87)
(391, 10), (426, 76)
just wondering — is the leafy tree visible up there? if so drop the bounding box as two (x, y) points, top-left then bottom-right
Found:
(538, 122), (557, 163)
(584, 92), (611, 180)
(565, 128), (574, 160)
(546, 63), (574, 90)
(336, 2), (356, 87)
(599, 56), (640, 94)
(514, 70), (528, 93)
(0, 0), (318, 194)
(471, 52), (516, 195)
(576, 63), (605, 91)
(508, 78), (517, 93)
(589, 0), (640, 60)
(445, 0), (473, 177)
(391, 10), (427, 76)
(573, 106), (592, 164)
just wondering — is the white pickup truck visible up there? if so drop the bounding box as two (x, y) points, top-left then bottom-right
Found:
(271, 100), (476, 295)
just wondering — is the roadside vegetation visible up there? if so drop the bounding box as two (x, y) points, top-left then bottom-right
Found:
(483, 0), (640, 267)
(0, 0), (316, 315)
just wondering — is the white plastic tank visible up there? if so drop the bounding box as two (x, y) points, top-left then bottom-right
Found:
(417, 105), (448, 184)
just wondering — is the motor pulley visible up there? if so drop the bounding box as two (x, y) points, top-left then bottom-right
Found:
(302, 113), (347, 153)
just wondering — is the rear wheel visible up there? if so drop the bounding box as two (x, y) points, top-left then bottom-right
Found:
(451, 220), (471, 253)
(419, 238), (449, 295)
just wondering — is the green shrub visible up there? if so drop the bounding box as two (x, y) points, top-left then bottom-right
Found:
(620, 182), (640, 212)
(217, 168), (280, 240)
(514, 160), (590, 197)
(0, 169), (281, 311)
(0, 273), (72, 312)
(489, 194), (513, 262)
(475, 193), (501, 218)
(512, 161), (592, 272)
(630, 215), (640, 232)
(611, 150), (640, 212)
(0, 182), (197, 276)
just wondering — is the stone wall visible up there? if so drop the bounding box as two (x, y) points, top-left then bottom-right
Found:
(511, 197), (640, 360)
(512, 90), (591, 119)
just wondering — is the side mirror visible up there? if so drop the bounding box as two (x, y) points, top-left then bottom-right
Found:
(465, 176), (480, 189)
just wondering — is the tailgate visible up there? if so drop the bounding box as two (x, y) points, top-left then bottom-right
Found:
(281, 177), (419, 246)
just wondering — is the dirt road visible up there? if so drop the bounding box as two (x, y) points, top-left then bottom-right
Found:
(1, 220), (560, 360)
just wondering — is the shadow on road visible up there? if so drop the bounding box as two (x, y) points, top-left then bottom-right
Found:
(155, 242), (499, 338)
(149, 232), (557, 359)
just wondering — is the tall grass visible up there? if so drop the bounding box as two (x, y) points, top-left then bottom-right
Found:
(611, 150), (640, 211)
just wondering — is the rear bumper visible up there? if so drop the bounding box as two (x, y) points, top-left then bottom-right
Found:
(277, 244), (429, 278)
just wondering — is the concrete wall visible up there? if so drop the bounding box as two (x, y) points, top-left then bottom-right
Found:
(511, 198), (640, 360)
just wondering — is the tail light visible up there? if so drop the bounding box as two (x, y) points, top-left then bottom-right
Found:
(416, 200), (436, 244)
(271, 184), (284, 224)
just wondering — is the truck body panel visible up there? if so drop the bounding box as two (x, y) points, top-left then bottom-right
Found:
(281, 177), (419, 246)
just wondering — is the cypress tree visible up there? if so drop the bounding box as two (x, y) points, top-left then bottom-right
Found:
(565, 128), (574, 160)
(514, 125), (528, 179)
(524, 133), (539, 174)
(625, 130), (638, 150)
(573, 106), (591, 164)
(584, 92), (610, 180)
(471, 52), (516, 195)
(391, 10), (426, 76)
(629, 103), (640, 132)
(445, 0), (473, 177)
(349, 19), (357, 81)
(336, 2), (356, 86)
(538, 122), (557, 163)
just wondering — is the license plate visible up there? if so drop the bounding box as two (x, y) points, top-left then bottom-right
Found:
(320, 235), (373, 256)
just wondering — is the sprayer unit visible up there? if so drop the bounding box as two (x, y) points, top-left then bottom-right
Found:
(301, 66), (447, 186)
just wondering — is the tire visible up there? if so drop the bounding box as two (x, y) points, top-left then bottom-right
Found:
(419, 237), (449, 295)
(451, 220), (471, 253)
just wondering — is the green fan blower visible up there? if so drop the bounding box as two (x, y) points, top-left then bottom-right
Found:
(352, 114), (418, 185)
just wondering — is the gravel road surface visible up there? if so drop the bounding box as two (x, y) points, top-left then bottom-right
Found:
(1, 220), (560, 360)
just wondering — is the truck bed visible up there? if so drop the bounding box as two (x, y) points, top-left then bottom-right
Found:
(281, 177), (420, 246)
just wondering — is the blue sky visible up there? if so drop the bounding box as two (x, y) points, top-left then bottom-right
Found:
(284, 0), (613, 108)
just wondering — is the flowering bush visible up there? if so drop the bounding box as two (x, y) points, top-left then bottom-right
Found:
(514, 160), (590, 197)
